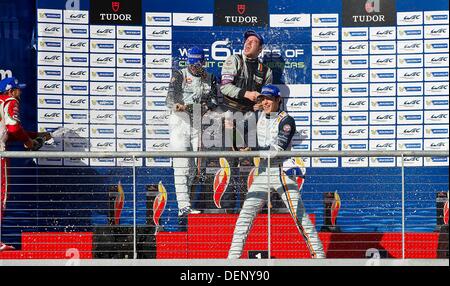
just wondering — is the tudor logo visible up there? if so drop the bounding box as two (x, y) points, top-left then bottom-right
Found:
(90, 0), (141, 25)
(112, 2), (120, 13)
(237, 4), (246, 15)
(214, 0), (269, 27)
(343, 0), (396, 27)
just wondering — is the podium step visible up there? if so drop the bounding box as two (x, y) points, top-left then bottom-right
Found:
(155, 214), (442, 259)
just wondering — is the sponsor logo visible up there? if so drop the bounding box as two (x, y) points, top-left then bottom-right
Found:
(426, 70), (449, 79)
(43, 26), (61, 33)
(398, 28), (423, 37)
(398, 12), (422, 25)
(67, 56), (88, 63)
(40, 40), (62, 49)
(173, 14), (213, 26)
(39, 98), (61, 106)
(316, 86), (337, 94)
(343, 86), (368, 94)
(147, 71), (171, 80)
(91, 42), (115, 50)
(376, 142), (394, 149)
(43, 83), (61, 89)
(398, 41), (423, 54)
(67, 12), (87, 21)
(146, 42), (171, 54)
(371, 43), (395, 51)
(371, 71), (395, 79)
(398, 114), (422, 123)
(370, 84), (395, 96)
(346, 128), (367, 135)
(398, 57), (422, 65)
(117, 85), (142, 92)
(431, 113), (448, 120)
(317, 143), (337, 149)
(69, 41), (87, 49)
(118, 57), (142, 65)
(374, 29), (395, 38)
(343, 30), (368, 38)
(427, 27), (448, 37)
(41, 54), (62, 64)
(214, 0), (268, 26)
(117, 70), (141, 82)
(343, 0), (396, 27)
(348, 43), (368, 51)
(92, 99), (114, 106)
(313, 44), (338, 52)
(314, 73), (338, 80)
(426, 128), (449, 135)
(118, 142), (142, 149)
(312, 14), (339, 26)
(343, 114), (368, 122)
(65, 113), (88, 120)
(69, 99), (87, 105)
(343, 143), (367, 150)
(314, 130), (337, 136)
(371, 128), (395, 135)
(314, 158), (338, 164)
(65, 84), (88, 92)
(372, 100), (395, 107)
(44, 112), (61, 119)
(344, 72), (368, 82)
(118, 42), (141, 51)
(372, 114), (395, 125)
(65, 27), (88, 35)
(293, 115), (310, 122)
(90, 0), (142, 25)
(270, 14), (310, 27)
(91, 71), (115, 79)
(314, 101), (338, 108)
(146, 13), (171, 25)
(39, 69), (61, 77)
(92, 127), (115, 135)
(39, 11), (62, 20)
(118, 114), (142, 121)
(91, 27), (115, 38)
(117, 28), (142, 37)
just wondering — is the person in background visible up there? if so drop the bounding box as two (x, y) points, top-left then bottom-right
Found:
(227, 84), (325, 259)
(0, 77), (51, 251)
(215, 30), (273, 210)
(166, 47), (218, 217)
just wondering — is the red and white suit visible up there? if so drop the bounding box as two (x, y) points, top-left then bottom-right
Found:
(0, 93), (37, 223)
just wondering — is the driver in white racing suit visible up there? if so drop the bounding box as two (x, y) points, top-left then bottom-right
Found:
(166, 46), (218, 216)
(228, 84), (325, 259)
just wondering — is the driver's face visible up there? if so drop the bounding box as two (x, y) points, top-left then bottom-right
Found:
(243, 36), (262, 58)
(10, 88), (22, 99)
(259, 96), (280, 114)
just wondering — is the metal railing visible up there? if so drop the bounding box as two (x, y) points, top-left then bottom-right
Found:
(0, 150), (448, 260)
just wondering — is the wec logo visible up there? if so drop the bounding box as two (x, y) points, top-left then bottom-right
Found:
(70, 14), (86, 19)
(122, 43), (141, 49)
(318, 144), (336, 149)
(185, 16), (204, 23)
(283, 17), (303, 23)
(349, 44), (366, 50)
(96, 29), (114, 34)
(153, 30), (169, 35)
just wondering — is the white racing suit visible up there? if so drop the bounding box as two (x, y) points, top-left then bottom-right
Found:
(166, 68), (218, 211)
(228, 111), (325, 259)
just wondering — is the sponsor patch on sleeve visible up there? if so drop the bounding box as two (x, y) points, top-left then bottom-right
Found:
(221, 74), (234, 84)
(283, 124), (292, 133)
